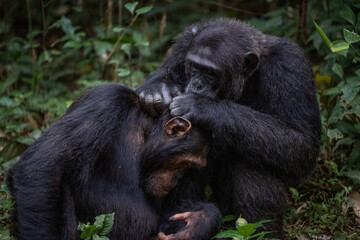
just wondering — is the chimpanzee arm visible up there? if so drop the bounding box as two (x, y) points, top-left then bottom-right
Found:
(169, 44), (321, 186)
(157, 170), (222, 240)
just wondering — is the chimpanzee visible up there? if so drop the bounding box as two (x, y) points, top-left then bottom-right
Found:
(137, 18), (321, 237)
(7, 84), (221, 240)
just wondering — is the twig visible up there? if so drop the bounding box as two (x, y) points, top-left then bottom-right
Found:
(102, 13), (140, 74)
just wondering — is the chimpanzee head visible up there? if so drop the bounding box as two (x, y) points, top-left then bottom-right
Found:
(184, 19), (260, 101)
(141, 115), (210, 197)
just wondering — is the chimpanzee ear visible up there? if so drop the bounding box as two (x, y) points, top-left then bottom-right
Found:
(244, 52), (259, 74)
(165, 117), (192, 138)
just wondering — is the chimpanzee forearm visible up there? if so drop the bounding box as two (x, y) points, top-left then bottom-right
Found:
(204, 101), (320, 185)
(170, 94), (320, 185)
(158, 170), (222, 240)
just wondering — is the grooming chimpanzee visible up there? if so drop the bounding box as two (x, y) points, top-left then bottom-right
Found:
(7, 84), (221, 240)
(137, 18), (321, 237)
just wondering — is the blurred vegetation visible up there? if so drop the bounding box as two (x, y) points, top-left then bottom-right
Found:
(0, 0), (360, 239)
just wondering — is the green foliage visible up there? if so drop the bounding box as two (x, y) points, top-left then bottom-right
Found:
(78, 213), (115, 240)
(212, 216), (278, 240)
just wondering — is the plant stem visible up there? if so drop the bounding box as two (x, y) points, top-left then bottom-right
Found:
(102, 13), (140, 75)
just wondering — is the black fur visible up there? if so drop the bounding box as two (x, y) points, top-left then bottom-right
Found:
(7, 84), (221, 240)
(137, 18), (321, 237)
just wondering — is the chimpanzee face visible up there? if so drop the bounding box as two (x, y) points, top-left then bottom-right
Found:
(184, 30), (260, 101)
(142, 117), (210, 197)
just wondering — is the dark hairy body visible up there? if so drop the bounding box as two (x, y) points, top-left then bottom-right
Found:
(7, 84), (221, 240)
(137, 18), (321, 237)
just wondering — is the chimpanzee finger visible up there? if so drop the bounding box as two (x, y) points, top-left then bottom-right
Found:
(161, 83), (173, 106)
(158, 232), (167, 240)
(170, 86), (182, 98)
(168, 212), (191, 222)
(158, 231), (191, 240)
(153, 92), (165, 113)
(170, 106), (184, 117)
(145, 94), (157, 116)
(139, 91), (146, 106)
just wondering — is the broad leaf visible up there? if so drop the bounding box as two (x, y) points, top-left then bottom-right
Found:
(113, 27), (125, 33)
(222, 215), (236, 223)
(343, 29), (360, 43)
(322, 87), (341, 96)
(80, 225), (97, 239)
(212, 230), (241, 239)
(135, 6), (153, 15)
(327, 128), (344, 140)
(330, 40), (349, 56)
(237, 223), (256, 237)
(96, 213), (115, 235)
(125, 2), (138, 14)
(345, 170), (360, 181)
(341, 81), (360, 104)
(332, 63), (344, 79)
(334, 138), (354, 151)
(336, 4), (356, 25)
(121, 43), (131, 57)
(118, 68), (131, 77)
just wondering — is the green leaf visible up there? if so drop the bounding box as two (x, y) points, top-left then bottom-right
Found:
(135, 41), (149, 47)
(327, 128), (344, 140)
(92, 234), (101, 240)
(237, 223), (256, 237)
(345, 170), (360, 181)
(336, 4), (356, 25)
(354, 123), (360, 134)
(96, 213), (115, 236)
(289, 187), (299, 198)
(252, 219), (273, 228)
(341, 81), (360, 104)
(222, 215), (236, 223)
(113, 27), (125, 33)
(356, 69), (360, 77)
(322, 87), (341, 96)
(135, 6), (153, 15)
(63, 40), (82, 49)
(343, 29), (360, 43)
(334, 138), (354, 151)
(348, 95), (360, 118)
(78, 222), (86, 231)
(118, 68), (131, 77)
(332, 63), (344, 79)
(125, 2), (138, 14)
(313, 20), (331, 48)
(353, 57), (360, 63)
(30, 129), (42, 140)
(348, 142), (360, 166)
(248, 231), (274, 239)
(121, 43), (131, 57)
(94, 40), (113, 57)
(330, 40), (349, 56)
(212, 230), (241, 239)
(80, 225), (97, 239)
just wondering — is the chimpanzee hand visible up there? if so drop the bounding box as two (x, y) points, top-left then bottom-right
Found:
(157, 211), (206, 240)
(169, 93), (214, 122)
(138, 83), (181, 116)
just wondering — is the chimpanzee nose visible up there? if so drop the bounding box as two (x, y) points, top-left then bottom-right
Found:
(192, 79), (203, 91)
